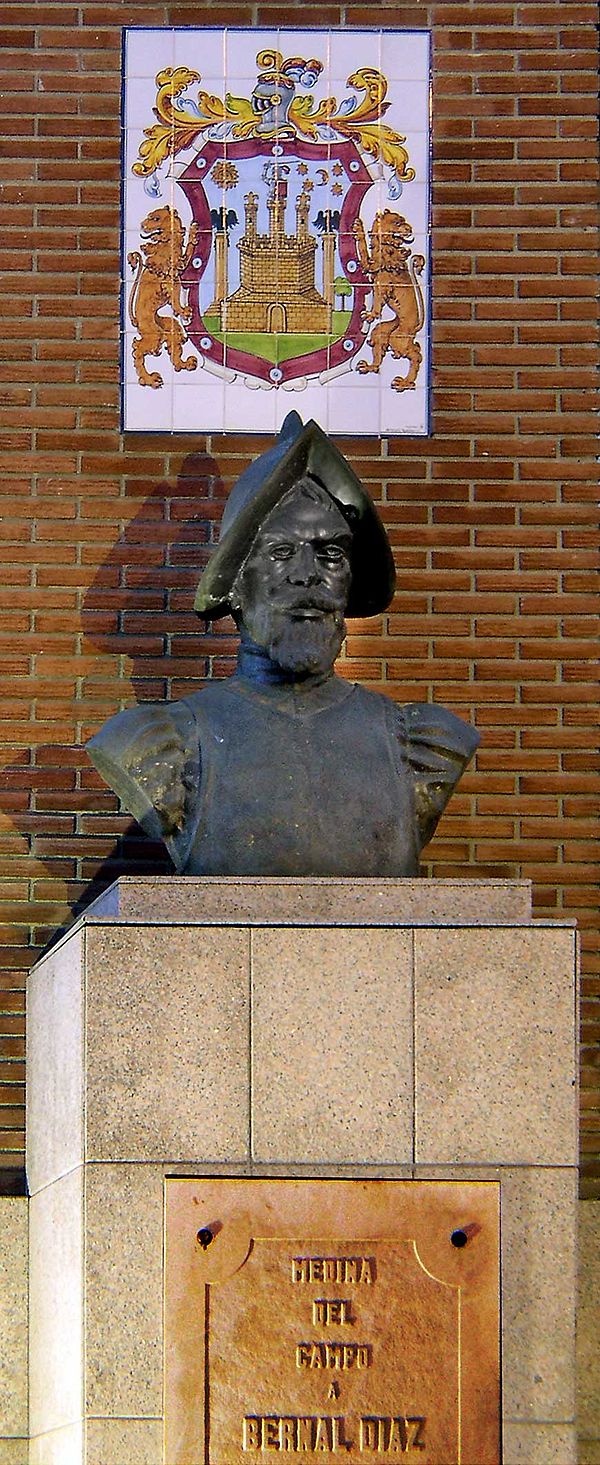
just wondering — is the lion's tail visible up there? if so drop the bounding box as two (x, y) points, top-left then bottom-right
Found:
(127, 251), (143, 329)
(409, 254), (426, 333)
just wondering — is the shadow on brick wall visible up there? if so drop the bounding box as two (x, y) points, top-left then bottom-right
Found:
(0, 451), (239, 951)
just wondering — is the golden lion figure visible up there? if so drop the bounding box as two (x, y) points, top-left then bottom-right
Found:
(128, 206), (198, 388)
(353, 211), (425, 392)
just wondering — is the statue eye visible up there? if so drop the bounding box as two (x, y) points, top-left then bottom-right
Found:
(320, 543), (347, 565)
(270, 543), (295, 561)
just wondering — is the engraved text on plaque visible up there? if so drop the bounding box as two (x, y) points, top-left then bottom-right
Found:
(164, 1179), (500, 1464)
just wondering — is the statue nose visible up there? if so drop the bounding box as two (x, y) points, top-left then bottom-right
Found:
(289, 546), (319, 585)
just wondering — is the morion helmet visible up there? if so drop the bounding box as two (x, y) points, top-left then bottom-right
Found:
(194, 413), (396, 621)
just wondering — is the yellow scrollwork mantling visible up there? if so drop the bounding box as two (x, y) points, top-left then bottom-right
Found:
(132, 59), (415, 185)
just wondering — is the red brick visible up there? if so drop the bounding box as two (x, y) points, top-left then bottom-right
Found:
(0, 0), (597, 1177)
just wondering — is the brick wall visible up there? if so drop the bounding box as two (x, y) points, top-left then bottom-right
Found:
(0, 0), (598, 1192)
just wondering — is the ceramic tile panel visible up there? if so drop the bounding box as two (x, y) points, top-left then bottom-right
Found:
(122, 28), (431, 435)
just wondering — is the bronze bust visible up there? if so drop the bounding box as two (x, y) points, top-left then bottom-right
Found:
(87, 414), (479, 876)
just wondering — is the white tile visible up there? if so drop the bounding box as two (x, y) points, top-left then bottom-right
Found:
(125, 27), (174, 80)
(381, 388), (429, 437)
(275, 377), (330, 427)
(378, 344), (428, 398)
(171, 374), (224, 433)
(172, 26), (225, 78)
(393, 77), (431, 135)
(276, 380), (331, 432)
(223, 384), (279, 435)
(329, 30), (383, 81)
(223, 67), (259, 105)
(278, 30), (333, 67)
(226, 28), (273, 82)
(123, 379), (174, 433)
(123, 76), (157, 135)
(401, 130), (430, 179)
(328, 383), (379, 436)
(382, 29), (431, 83)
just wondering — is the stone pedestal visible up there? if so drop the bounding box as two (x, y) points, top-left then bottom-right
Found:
(25, 878), (578, 1465)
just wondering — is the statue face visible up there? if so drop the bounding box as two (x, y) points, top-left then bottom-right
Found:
(232, 481), (353, 676)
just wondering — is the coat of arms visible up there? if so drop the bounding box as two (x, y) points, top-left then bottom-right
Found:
(123, 29), (431, 434)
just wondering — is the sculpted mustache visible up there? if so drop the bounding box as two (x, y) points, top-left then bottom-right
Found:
(273, 596), (340, 614)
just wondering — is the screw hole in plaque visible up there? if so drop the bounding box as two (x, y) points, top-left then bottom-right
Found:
(196, 1220), (222, 1250)
(450, 1228), (469, 1248)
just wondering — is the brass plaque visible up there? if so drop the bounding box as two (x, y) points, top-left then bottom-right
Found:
(164, 1179), (500, 1465)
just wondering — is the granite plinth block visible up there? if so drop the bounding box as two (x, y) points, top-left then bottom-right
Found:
(27, 924), (250, 1189)
(502, 1422), (577, 1464)
(83, 925), (249, 1164)
(26, 930), (83, 1196)
(28, 1168), (83, 1437)
(24, 878), (578, 1465)
(85, 1420), (162, 1465)
(251, 927), (413, 1163)
(29, 1423), (161, 1465)
(578, 1199), (600, 1443)
(416, 1164), (578, 1425)
(0, 1443), (28, 1464)
(0, 1198), (28, 1440)
(87, 873), (532, 926)
(28, 1424), (82, 1465)
(84, 1164), (163, 1418)
(29, 1422), (162, 1465)
(499, 1167), (577, 1422)
(414, 928), (578, 1167)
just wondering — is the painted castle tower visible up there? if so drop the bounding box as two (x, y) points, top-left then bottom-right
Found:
(221, 177), (334, 333)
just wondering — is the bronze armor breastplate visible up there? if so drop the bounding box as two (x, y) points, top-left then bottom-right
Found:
(183, 678), (419, 878)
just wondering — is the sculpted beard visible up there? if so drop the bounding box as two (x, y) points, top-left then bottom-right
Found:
(246, 599), (346, 675)
(268, 608), (346, 675)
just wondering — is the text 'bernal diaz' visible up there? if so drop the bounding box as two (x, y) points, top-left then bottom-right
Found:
(241, 1254), (426, 1454)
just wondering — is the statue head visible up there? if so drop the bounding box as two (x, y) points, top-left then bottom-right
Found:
(194, 414), (396, 671)
(230, 477), (353, 675)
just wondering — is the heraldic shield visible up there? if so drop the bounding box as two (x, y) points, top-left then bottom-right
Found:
(122, 29), (431, 433)
(177, 139), (374, 389)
